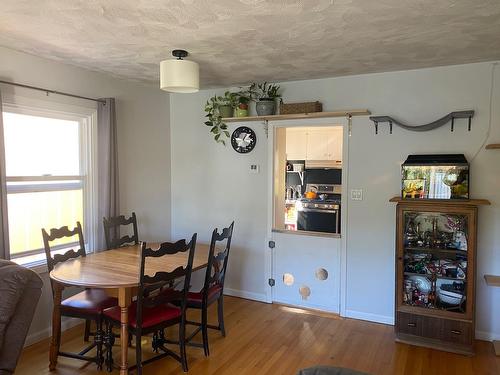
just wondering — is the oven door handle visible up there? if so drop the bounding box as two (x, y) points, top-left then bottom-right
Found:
(300, 208), (339, 214)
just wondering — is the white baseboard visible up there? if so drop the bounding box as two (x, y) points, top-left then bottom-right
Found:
(25, 317), (81, 347)
(223, 288), (268, 303)
(272, 297), (339, 314)
(475, 330), (500, 342)
(345, 309), (395, 325)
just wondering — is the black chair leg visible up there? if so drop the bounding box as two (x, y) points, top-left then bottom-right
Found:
(84, 319), (91, 342)
(95, 319), (104, 370)
(217, 295), (226, 337)
(179, 322), (188, 372)
(201, 306), (209, 356)
(105, 322), (115, 372)
(136, 334), (142, 375)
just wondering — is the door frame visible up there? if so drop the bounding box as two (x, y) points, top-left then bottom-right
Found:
(265, 117), (350, 317)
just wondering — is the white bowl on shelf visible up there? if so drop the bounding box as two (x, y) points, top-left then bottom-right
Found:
(438, 289), (464, 305)
(408, 275), (432, 293)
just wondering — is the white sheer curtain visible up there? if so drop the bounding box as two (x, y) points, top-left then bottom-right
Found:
(0, 91), (10, 259)
(96, 98), (119, 251)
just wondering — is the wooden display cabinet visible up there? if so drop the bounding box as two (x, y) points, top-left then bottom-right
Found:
(390, 197), (490, 355)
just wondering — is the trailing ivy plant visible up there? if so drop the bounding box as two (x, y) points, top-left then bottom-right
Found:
(204, 93), (232, 145)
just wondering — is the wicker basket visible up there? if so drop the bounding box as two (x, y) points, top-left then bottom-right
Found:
(280, 101), (322, 115)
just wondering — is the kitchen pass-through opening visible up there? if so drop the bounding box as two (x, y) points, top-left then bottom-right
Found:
(273, 125), (343, 236)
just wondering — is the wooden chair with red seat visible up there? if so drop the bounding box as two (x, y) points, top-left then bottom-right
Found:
(185, 221), (234, 356)
(103, 234), (197, 374)
(103, 212), (139, 250)
(42, 222), (118, 370)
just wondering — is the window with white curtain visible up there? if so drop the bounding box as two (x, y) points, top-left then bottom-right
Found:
(2, 103), (96, 266)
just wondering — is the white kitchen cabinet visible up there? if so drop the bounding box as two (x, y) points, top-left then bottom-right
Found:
(286, 128), (307, 160)
(286, 127), (342, 161)
(328, 127), (343, 162)
(306, 128), (343, 161)
(306, 130), (330, 159)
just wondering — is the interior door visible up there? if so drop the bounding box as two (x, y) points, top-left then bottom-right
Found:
(272, 232), (340, 312)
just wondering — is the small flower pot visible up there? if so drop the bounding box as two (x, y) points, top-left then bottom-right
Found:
(218, 105), (233, 118)
(235, 104), (249, 117)
(256, 99), (275, 116)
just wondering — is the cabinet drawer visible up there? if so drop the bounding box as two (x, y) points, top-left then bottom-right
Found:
(397, 312), (422, 336)
(397, 312), (473, 346)
(442, 319), (472, 345)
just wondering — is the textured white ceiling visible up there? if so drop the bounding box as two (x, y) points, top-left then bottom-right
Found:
(1, 0), (500, 88)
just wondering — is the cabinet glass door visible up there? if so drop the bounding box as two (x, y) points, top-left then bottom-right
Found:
(402, 211), (468, 314)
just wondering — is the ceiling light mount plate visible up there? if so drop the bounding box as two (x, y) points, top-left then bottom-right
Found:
(172, 49), (189, 59)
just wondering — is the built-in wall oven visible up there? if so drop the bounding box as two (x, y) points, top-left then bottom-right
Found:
(296, 184), (341, 234)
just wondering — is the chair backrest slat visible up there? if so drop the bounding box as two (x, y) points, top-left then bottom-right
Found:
(202, 221), (234, 300)
(135, 235), (197, 331)
(42, 222), (86, 273)
(103, 212), (139, 250)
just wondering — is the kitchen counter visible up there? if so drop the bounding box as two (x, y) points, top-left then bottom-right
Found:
(272, 228), (341, 239)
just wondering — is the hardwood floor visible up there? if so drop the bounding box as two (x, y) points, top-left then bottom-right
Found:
(17, 296), (499, 375)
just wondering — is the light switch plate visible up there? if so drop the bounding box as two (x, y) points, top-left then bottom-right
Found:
(351, 189), (363, 200)
(250, 164), (260, 174)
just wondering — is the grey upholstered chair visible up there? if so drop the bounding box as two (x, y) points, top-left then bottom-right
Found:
(0, 259), (43, 375)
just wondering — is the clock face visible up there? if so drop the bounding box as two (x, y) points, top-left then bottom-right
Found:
(231, 126), (257, 153)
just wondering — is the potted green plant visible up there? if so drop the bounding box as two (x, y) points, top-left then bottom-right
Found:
(231, 90), (252, 117)
(204, 95), (231, 145)
(218, 91), (235, 118)
(253, 82), (282, 116)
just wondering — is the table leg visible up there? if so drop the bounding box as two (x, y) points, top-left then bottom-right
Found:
(49, 282), (63, 371)
(118, 288), (132, 375)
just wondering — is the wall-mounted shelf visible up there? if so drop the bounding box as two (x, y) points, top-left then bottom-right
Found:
(370, 110), (474, 134)
(389, 197), (491, 206)
(485, 144), (500, 150)
(222, 109), (371, 123)
(484, 274), (500, 287)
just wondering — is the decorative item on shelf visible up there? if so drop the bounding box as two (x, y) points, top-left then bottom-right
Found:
(160, 50), (199, 93)
(402, 154), (469, 200)
(250, 82), (282, 116)
(231, 126), (256, 153)
(280, 101), (322, 115)
(233, 92), (251, 118)
(369, 110), (474, 134)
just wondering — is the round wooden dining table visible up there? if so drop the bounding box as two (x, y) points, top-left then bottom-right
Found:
(49, 243), (210, 375)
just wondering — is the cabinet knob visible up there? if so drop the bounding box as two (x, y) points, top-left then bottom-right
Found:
(407, 322), (416, 327)
(451, 330), (462, 335)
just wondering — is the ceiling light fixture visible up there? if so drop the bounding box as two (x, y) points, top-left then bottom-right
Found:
(160, 49), (199, 93)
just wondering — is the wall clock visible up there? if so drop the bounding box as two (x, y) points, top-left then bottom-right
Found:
(231, 126), (257, 153)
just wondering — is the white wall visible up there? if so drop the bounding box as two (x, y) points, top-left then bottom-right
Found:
(170, 61), (500, 340)
(0, 46), (171, 342)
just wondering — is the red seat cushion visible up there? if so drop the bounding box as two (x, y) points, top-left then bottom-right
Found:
(103, 302), (181, 329)
(187, 284), (223, 304)
(61, 289), (117, 315)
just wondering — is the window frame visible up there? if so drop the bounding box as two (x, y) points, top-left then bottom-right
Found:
(2, 98), (98, 265)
